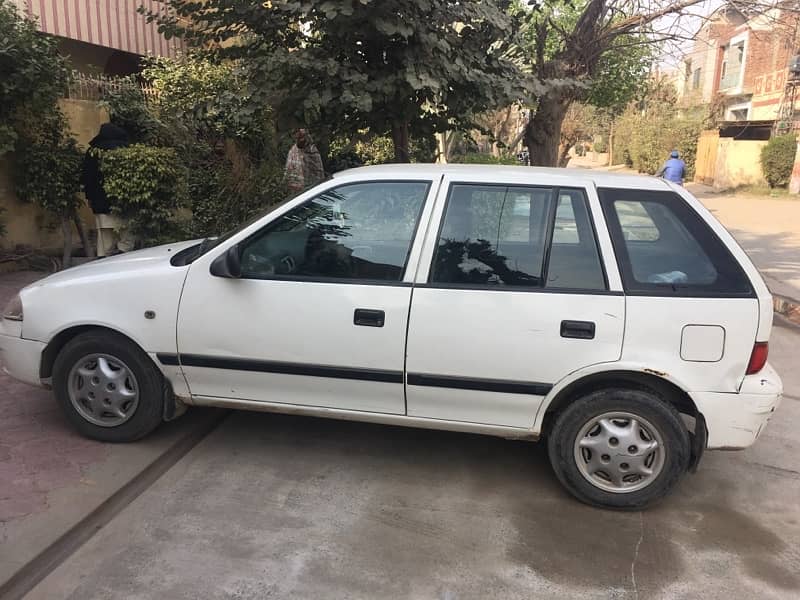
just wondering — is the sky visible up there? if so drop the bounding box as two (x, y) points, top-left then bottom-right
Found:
(656, 0), (726, 69)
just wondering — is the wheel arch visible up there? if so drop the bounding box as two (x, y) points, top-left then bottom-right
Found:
(536, 368), (706, 471)
(538, 370), (700, 433)
(40, 324), (147, 380)
(40, 324), (184, 421)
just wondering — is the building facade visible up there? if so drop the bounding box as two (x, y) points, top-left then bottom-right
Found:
(11, 0), (181, 73)
(677, 6), (800, 124)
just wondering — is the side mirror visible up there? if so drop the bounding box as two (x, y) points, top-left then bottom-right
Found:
(210, 244), (242, 278)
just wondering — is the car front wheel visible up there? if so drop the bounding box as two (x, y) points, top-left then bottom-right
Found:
(53, 331), (164, 442)
(547, 388), (690, 509)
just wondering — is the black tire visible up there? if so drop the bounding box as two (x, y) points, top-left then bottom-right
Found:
(53, 330), (164, 442)
(547, 388), (690, 510)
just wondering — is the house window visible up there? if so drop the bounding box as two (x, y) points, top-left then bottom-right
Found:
(692, 68), (702, 90)
(730, 108), (748, 121)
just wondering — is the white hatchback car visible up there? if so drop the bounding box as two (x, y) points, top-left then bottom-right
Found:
(0, 165), (783, 508)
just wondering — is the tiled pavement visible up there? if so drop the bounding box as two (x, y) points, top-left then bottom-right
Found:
(0, 272), (105, 523)
(0, 270), (222, 591)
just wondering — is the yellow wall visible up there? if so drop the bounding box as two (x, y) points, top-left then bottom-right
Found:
(62, 99), (110, 146)
(0, 99), (107, 250)
(713, 138), (767, 190)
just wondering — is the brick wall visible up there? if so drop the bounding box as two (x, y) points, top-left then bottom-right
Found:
(744, 31), (794, 92)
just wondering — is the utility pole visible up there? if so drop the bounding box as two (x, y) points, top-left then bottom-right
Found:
(790, 140), (800, 193)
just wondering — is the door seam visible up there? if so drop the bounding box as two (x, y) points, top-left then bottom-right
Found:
(402, 286), (414, 416)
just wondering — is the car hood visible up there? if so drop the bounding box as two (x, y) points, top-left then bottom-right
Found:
(25, 240), (201, 289)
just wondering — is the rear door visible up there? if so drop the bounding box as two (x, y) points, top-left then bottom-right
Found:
(405, 174), (625, 428)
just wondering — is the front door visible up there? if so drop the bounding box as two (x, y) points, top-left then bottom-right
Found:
(406, 178), (625, 428)
(176, 179), (432, 414)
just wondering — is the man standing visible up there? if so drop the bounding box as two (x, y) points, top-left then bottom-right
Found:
(656, 150), (687, 186)
(284, 128), (325, 196)
(81, 123), (134, 256)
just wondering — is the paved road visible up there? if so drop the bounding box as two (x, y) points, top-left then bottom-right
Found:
(24, 323), (800, 600)
(692, 187), (800, 302)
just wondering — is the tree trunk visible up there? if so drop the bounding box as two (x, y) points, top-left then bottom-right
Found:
(524, 96), (573, 167)
(391, 121), (410, 163)
(73, 213), (95, 258)
(61, 216), (73, 269)
(436, 132), (448, 163)
(557, 142), (572, 167)
(608, 121), (614, 167)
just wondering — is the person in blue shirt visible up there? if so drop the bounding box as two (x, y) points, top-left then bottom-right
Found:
(656, 150), (687, 185)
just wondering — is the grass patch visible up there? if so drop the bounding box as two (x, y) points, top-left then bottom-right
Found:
(731, 184), (796, 198)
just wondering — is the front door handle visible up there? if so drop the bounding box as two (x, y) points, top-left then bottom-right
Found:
(354, 308), (385, 327)
(561, 320), (595, 339)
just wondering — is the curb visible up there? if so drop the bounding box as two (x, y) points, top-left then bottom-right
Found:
(774, 294), (800, 328)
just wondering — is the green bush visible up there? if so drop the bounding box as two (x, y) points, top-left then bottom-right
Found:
(13, 109), (83, 217)
(453, 152), (519, 165)
(760, 134), (796, 188)
(329, 132), (435, 169)
(188, 156), (286, 238)
(104, 85), (163, 144)
(593, 138), (608, 153)
(613, 110), (703, 178)
(100, 145), (188, 245)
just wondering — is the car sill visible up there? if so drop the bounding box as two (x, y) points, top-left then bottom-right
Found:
(189, 395), (538, 441)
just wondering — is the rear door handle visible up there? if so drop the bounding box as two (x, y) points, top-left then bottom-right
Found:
(560, 320), (595, 339)
(354, 308), (385, 328)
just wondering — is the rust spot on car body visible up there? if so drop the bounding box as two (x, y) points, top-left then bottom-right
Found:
(643, 368), (668, 377)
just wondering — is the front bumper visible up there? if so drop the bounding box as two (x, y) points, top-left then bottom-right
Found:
(0, 331), (45, 387)
(694, 363), (783, 449)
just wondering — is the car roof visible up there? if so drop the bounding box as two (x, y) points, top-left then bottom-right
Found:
(332, 163), (672, 191)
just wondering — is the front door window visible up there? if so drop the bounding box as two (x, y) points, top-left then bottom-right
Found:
(240, 181), (430, 282)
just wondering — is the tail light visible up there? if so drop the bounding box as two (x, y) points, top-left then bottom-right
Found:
(746, 342), (769, 375)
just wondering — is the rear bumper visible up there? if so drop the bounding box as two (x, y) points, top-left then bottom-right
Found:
(0, 332), (45, 387)
(694, 363), (783, 449)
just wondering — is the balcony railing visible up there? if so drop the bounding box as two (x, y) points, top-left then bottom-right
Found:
(65, 72), (158, 103)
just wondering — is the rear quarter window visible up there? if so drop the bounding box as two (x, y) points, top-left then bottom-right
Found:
(598, 188), (754, 297)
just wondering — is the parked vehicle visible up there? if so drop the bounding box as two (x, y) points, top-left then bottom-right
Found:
(0, 165), (782, 508)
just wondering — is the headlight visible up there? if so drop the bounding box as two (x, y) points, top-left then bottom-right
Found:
(2, 294), (23, 321)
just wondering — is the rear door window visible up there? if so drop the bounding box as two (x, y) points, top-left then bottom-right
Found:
(430, 184), (551, 287)
(429, 184), (607, 291)
(599, 188), (753, 296)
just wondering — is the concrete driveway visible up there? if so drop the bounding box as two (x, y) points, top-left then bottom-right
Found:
(23, 323), (800, 600)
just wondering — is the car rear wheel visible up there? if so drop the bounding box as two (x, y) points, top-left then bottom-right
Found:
(547, 388), (690, 509)
(53, 331), (164, 442)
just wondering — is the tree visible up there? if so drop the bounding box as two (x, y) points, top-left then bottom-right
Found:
(13, 110), (86, 267)
(0, 0), (70, 155)
(1, 0), (90, 264)
(148, 0), (531, 162)
(515, 0), (793, 166)
(557, 103), (596, 167)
